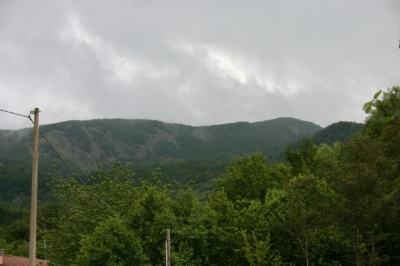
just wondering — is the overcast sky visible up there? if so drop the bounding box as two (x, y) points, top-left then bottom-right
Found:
(0, 0), (399, 130)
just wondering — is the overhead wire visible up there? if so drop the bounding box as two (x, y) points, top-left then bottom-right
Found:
(27, 115), (136, 226)
(1, 107), (135, 225)
(0, 108), (30, 118)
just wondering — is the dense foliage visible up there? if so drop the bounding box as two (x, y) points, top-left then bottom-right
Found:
(27, 86), (399, 265)
(1, 89), (386, 265)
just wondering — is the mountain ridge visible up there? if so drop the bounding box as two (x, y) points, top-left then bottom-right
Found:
(0, 117), (364, 203)
(0, 117), (322, 174)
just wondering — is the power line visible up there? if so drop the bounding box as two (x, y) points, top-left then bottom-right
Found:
(1, 107), (135, 225)
(0, 109), (138, 224)
(26, 115), (136, 226)
(28, 116), (83, 184)
(0, 108), (30, 118)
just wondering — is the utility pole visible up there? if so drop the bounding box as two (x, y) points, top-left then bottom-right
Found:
(166, 229), (171, 266)
(29, 108), (39, 266)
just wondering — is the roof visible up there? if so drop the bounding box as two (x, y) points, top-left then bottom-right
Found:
(1, 255), (48, 266)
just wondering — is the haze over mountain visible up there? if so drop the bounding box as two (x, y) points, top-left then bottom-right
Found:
(0, 117), (321, 173)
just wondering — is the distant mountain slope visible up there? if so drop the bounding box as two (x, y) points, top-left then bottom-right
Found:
(0, 117), (321, 174)
(0, 118), (367, 204)
(312, 121), (364, 146)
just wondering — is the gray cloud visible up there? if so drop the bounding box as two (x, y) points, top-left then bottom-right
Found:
(0, 0), (399, 130)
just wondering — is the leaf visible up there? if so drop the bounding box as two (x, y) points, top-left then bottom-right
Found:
(373, 90), (382, 99)
(363, 102), (372, 114)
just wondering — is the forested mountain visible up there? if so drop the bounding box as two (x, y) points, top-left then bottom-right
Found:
(0, 111), (372, 264)
(0, 117), (321, 175)
(312, 121), (364, 146)
(0, 117), (366, 204)
(35, 86), (400, 265)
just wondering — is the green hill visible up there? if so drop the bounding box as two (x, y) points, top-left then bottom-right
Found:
(0, 117), (321, 175)
(0, 117), (366, 205)
(0, 117), (322, 202)
(0, 117), (365, 203)
(312, 121), (364, 146)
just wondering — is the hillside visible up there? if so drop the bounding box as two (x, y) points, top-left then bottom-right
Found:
(0, 117), (367, 205)
(0, 117), (322, 175)
(312, 121), (364, 146)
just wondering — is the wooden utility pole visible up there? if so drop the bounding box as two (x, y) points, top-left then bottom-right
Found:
(166, 229), (171, 266)
(29, 108), (39, 266)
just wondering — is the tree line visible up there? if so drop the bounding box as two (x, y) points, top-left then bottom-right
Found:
(2, 86), (400, 265)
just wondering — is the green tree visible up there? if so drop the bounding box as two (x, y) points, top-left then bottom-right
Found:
(46, 163), (142, 265)
(46, 163), (214, 265)
(332, 133), (398, 265)
(364, 86), (400, 139)
(285, 138), (318, 176)
(242, 231), (283, 266)
(75, 217), (149, 266)
(321, 86), (400, 264)
(363, 86), (400, 179)
(266, 174), (342, 266)
(216, 153), (289, 203)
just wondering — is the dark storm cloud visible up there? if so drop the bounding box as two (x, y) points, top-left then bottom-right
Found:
(0, 0), (399, 129)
